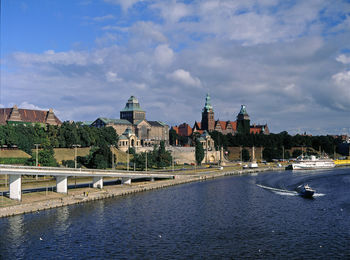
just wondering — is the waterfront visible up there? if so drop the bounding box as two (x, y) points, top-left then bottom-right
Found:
(0, 168), (349, 259)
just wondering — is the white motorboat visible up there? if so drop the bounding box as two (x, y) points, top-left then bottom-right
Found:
(296, 184), (315, 198)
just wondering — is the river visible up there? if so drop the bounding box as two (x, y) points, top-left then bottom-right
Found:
(1, 168), (350, 259)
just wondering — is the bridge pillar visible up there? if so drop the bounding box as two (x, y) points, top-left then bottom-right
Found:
(93, 177), (103, 189)
(122, 178), (131, 185)
(9, 175), (22, 201)
(56, 176), (68, 194)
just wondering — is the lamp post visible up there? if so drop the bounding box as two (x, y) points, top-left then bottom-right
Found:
(34, 144), (40, 180)
(72, 144), (81, 169)
(172, 149), (175, 172)
(72, 144), (81, 188)
(110, 145), (115, 169)
(145, 151), (148, 172)
(127, 145), (130, 172)
(240, 146), (242, 162)
(34, 144), (40, 167)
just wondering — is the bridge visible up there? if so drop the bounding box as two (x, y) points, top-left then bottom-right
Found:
(0, 165), (175, 201)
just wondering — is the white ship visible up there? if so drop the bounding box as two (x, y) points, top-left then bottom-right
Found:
(291, 155), (335, 170)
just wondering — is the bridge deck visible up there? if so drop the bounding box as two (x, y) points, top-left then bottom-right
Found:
(0, 165), (174, 179)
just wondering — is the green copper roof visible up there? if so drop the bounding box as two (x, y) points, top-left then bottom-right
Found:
(201, 130), (210, 138)
(98, 118), (132, 125)
(122, 127), (134, 137)
(120, 96), (145, 112)
(239, 105), (248, 115)
(203, 93), (213, 112)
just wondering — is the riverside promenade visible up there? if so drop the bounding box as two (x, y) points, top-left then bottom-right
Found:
(0, 167), (281, 218)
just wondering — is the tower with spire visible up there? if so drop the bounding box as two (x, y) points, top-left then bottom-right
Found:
(236, 105), (251, 134)
(201, 93), (215, 132)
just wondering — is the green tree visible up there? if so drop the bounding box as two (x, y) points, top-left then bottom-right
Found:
(155, 141), (172, 168)
(87, 144), (112, 169)
(195, 140), (205, 165)
(242, 148), (250, 162)
(292, 149), (302, 158)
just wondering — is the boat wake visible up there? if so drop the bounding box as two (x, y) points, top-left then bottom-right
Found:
(256, 184), (298, 196)
(256, 184), (326, 197)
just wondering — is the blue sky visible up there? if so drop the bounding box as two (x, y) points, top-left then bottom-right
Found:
(1, 0), (350, 135)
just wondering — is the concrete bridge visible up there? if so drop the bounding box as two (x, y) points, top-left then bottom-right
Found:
(0, 165), (175, 201)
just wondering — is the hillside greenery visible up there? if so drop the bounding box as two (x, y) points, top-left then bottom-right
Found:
(0, 122), (118, 154)
(0, 122), (118, 167)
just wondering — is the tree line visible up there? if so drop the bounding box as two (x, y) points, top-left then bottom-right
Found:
(209, 131), (344, 160)
(0, 122), (118, 154)
(0, 122), (118, 167)
(170, 129), (346, 162)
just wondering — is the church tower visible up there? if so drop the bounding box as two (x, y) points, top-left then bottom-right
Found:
(201, 93), (215, 131)
(237, 105), (250, 134)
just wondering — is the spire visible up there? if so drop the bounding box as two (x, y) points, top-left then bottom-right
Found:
(239, 105), (248, 115)
(203, 93), (213, 112)
(121, 95), (144, 112)
(237, 104), (250, 122)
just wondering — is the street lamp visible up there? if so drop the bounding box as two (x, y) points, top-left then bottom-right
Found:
(127, 144), (130, 172)
(145, 151), (148, 172)
(72, 144), (81, 169)
(34, 144), (40, 167)
(72, 144), (81, 188)
(110, 145), (115, 169)
(34, 144), (40, 180)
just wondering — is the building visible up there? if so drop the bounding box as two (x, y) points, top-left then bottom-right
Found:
(171, 123), (193, 137)
(0, 105), (62, 126)
(91, 96), (169, 146)
(118, 127), (141, 152)
(201, 93), (215, 132)
(172, 94), (269, 144)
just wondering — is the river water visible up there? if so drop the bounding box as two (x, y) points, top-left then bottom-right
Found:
(1, 168), (350, 259)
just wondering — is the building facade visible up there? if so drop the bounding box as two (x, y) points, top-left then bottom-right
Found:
(173, 94), (269, 140)
(91, 96), (169, 146)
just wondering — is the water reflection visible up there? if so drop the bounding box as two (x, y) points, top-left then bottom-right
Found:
(7, 215), (25, 258)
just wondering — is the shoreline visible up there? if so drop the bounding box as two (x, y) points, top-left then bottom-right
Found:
(0, 167), (280, 218)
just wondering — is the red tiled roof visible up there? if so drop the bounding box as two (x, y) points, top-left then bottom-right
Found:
(0, 107), (61, 125)
(228, 121), (237, 131)
(217, 120), (226, 130)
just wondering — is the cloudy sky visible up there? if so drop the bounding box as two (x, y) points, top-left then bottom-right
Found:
(1, 0), (350, 135)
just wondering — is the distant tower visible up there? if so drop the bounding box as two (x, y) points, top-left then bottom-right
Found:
(237, 105), (250, 134)
(120, 96), (146, 124)
(201, 93), (215, 131)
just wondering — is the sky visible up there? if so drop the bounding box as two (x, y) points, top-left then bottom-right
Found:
(1, 0), (350, 135)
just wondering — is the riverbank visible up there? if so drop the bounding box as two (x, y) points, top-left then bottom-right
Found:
(0, 167), (280, 218)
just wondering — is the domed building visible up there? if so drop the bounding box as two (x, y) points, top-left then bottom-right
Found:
(92, 96), (169, 147)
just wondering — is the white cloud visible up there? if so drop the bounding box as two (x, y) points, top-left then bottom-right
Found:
(3, 0), (350, 134)
(92, 14), (116, 22)
(336, 54), (350, 64)
(130, 22), (167, 44)
(104, 0), (142, 11)
(12, 102), (48, 111)
(13, 50), (91, 66)
(152, 1), (192, 23)
(105, 71), (122, 82)
(154, 44), (174, 67)
(168, 69), (201, 88)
